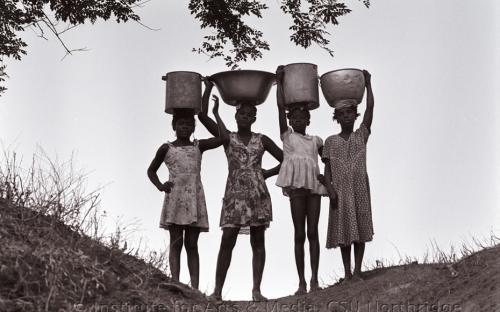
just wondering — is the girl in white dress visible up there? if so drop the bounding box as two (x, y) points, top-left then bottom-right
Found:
(275, 66), (327, 294)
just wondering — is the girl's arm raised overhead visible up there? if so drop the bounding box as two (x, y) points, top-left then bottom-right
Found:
(276, 65), (288, 134)
(261, 135), (284, 179)
(199, 95), (229, 151)
(362, 70), (374, 131)
(147, 144), (174, 193)
(198, 78), (221, 137)
(212, 95), (230, 146)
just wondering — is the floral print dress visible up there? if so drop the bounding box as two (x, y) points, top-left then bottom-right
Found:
(220, 132), (272, 233)
(159, 140), (209, 231)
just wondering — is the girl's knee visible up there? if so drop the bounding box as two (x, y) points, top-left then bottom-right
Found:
(251, 241), (265, 253)
(169, 231), (184, 250)
(220, 233), (238, 250)
(184, 239), (199, 254)
(307, 228), (319, 241)
(250, 235), (265, 250)
(294, 231), (306, 244)
(170, 239), (183, 254)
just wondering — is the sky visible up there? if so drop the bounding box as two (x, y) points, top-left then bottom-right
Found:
(1, 0), (500, 301)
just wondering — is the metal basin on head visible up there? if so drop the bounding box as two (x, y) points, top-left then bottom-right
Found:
(209, 70), (276, 106)
(320, 68), (365, 108)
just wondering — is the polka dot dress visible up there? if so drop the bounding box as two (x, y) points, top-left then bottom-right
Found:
(322, 124), (374, 248)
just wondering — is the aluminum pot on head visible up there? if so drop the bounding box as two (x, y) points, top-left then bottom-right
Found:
(209, 70), (276, 106)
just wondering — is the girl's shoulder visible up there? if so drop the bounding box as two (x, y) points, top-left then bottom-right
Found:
(160, 142), (171, 151)
(324, 134), (339, 143)
(154, 143), (170, 159)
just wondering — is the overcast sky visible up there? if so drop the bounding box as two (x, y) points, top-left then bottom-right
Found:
(1, 0), (499, 300)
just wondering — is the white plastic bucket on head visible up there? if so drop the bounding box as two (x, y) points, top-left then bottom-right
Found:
(282, 63), (319, 110)
(162, 71), (202, 114)
(320, 69), (365, 108)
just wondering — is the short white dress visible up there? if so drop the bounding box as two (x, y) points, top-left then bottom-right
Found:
(159, 141), (209, 231)
(276, 127), (327, 197)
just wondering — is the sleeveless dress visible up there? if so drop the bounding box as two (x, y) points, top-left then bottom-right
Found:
(276, 127), (327, 197)
(220, 132), (273, 234)
(159, 141), (209, 231)
(322, 124), (374, 248)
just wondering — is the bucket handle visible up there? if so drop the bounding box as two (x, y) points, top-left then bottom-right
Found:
(161, 72), (205, 81)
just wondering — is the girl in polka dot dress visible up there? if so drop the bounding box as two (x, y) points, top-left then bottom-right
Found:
(321, 70), (374, 282)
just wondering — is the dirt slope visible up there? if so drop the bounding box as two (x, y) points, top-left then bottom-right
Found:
(1, 199), (499, 312)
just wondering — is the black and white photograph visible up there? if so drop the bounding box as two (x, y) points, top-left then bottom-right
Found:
(1, 0), (499, 311)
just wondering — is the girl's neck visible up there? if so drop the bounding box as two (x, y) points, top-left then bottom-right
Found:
(237, 126), (252, 136)
(173, 137), (193, 145)
(340, 124), (354, 135)
(292, 127), (306, 135)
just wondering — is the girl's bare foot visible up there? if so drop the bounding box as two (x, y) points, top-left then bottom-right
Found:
(309, 280), (321, 292)
(340, 272), (353, 284)
(344, 272), (353, 280)
(294, 283), (307, 295)
(352, 271), (364, 281)
(252, 290), (268, 302)
(207, 292), (222, 304)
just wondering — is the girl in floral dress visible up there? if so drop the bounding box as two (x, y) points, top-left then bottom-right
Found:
(147, 105), (224, 290)
(321, 70), (374, 282)
(274, 66), (327, 294)
(199, 81), (283, 302)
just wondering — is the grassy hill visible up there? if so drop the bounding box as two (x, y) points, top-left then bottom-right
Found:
(1, 198), (499, 311)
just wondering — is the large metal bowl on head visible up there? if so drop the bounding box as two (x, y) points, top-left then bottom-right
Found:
(320, 69), (365, 108)
(162, 71), (202, 114)
(282, 63), (319, 110)
(209, 70), (276, 106)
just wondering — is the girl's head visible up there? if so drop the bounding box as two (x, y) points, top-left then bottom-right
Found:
(235, 103), (257, 128)
(172, 110), (195, 139)
(286, 104), (310, 132)
(333, 105), (360, 126)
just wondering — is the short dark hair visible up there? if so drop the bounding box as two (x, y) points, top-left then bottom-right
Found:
(286, 105), (311, 121)
(172, 109), (195, 130)
(236, 103), (257, 117)
(333, 106), (359, 120)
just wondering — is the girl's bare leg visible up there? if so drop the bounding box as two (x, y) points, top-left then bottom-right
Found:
(353, 242), (365, 278)
(250, 225), (267, 301)
(168, 225), (184, 282)
(211, 227), (239, 298)
(184, 227), (201, 289)
(306, 194), (321, 291)
(290, 196), (307, 294)
(340, 245), (352, 280)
